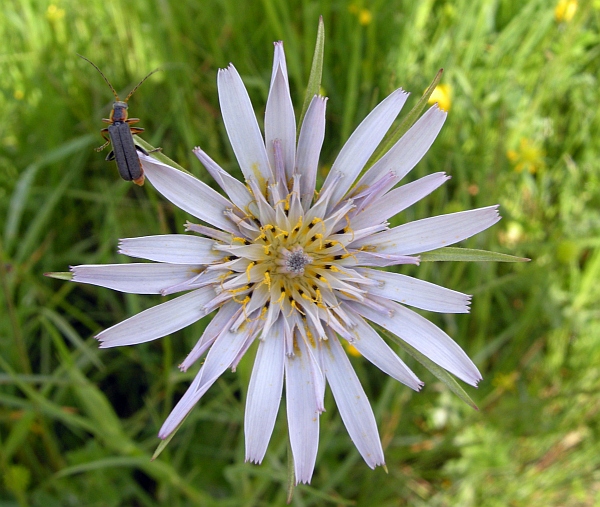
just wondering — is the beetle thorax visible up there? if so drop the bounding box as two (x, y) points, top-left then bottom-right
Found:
(111, 101), (129, 122)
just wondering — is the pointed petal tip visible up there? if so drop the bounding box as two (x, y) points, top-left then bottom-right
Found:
(45, 271), (74, 281)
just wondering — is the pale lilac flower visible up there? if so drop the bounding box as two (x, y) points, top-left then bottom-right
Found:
(69, 42), (500, 483)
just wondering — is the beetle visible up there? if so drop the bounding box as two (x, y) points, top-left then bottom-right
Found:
(79, 54), (160, 185)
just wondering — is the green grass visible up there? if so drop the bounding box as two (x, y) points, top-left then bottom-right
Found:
(2, 0), (600, 505)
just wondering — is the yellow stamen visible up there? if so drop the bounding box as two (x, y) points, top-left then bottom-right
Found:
(310, 233), (324, 249)
(219, 270), (234, 291)
(246, 262), (255, 282)
(309, 217), (324, 231)
(233, 293), (250, 304)
(316, 273), (332, 290)
(262, 271), (271, 290)
(274, 194), (291, 211)
(288, 299), (305, 316)
(230, 284), (250, 295)
(274, 226), (290, 240)
(342, 216), (355, 241)
(258, 306), (268, 320)
(257, 224), (275, 240)
(238, 295), (251, 309)
(275, 289), (286, 304)
(291, 216), (303, 234)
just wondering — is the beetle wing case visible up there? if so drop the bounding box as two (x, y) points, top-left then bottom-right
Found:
(107, 123), (145, 184)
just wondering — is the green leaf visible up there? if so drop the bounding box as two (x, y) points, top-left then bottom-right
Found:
(376, 326), (479, 410)
(297, 16), (325, 134)
(420, 247), (530, 262)
(369, 69), (444, 166)
(5, 135), (95, 250)
(134, 137), (191, 174)
(44, 271), (73, 281)
(286, 436), (296, 503)
(151, 414), (190, 461)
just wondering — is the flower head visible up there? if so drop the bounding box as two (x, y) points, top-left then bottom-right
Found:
(428, 84), (452, 112)
(68, 41), (500, 483)
(555, 0), (577, 22)
(507, 138), (545, 174)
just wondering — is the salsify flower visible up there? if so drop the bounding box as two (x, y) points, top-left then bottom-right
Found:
(67, 42), (500, 483)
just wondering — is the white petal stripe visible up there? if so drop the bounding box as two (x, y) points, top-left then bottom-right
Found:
(179, 301), (241, 372)
(320, 334), (385, 469)
(118, 235), (221, 264)
(322, 89), (409, 210)
(159, 324), (252, 439)
(218, 64), (273, 185)
(245, 324), (285, 464)
(351, 205), (501, 254)
(350, 172), (449, 231)
(349, 251), (420, 267)
(140, 154), (238, 234)
(285, 335), (320, 484)
(351, 299), (482, 386)
(346, 313), (423, 390)
(297, 95), (327, 209)
(96, 286), (215, 348)
(358, 268), (471, 313)
(270, 41), (289, 88)
(355, 105), (447, 192)
(71, 263), (201, 294)
(265, 65), (296, 180)
(193, 146), (254, 212)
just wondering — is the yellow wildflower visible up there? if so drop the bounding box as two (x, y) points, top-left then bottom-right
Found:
(507, 138), (545, 174)
(428, 84), (451, 112)
(343, 341), (362, 358)
(358, 9), (373, 26)
(46, 4), (65, 22)
(555, 0), (577, 22)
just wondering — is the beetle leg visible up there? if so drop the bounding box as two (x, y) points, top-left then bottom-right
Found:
(130, 127), (145, 135)
(135, 145), (162, 156)
(95, 129), (111, 152)
(126, 118), (140, 125)
(105, 150), (115, 161)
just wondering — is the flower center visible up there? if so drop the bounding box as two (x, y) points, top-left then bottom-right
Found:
(277, 246), (312, 277)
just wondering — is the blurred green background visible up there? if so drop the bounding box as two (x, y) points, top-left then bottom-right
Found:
(1, 0), (599, 505)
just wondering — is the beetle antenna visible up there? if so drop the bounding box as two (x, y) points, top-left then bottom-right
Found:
(124, 68), (160, 103)
(77, 54), (121, 101)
